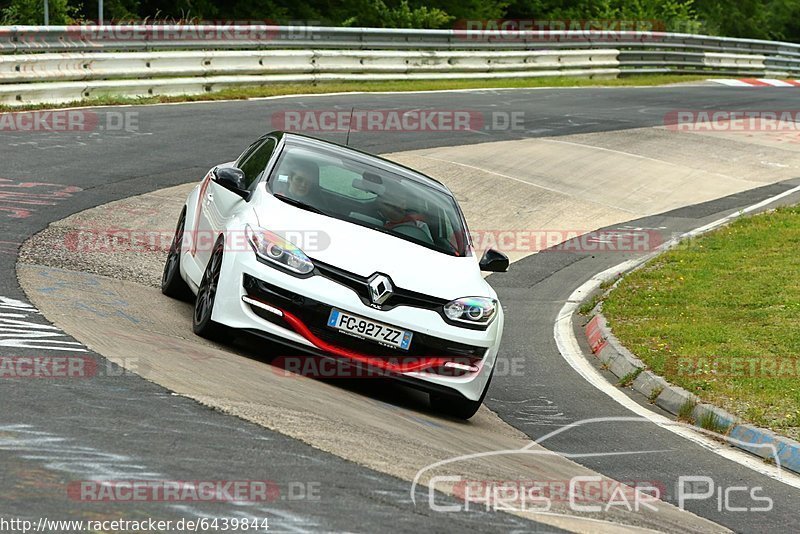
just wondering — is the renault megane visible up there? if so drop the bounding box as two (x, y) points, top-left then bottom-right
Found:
(161, 131), (509, 419)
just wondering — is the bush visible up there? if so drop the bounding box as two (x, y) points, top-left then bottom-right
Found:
(2, 0), (80, 24)
(341, 0), (453, 29)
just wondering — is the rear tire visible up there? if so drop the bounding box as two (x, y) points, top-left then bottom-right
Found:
(429, 370), (493, 420)
(192, 238), (226, 340)
(161, 209), (193, 301)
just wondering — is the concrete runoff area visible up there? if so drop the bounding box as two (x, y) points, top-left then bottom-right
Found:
(17, 194), (720, 532)
(20, 119), (800, 532)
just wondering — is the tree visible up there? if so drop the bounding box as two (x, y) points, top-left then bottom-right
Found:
(340, 0), (452, 28)
(130, 0), (286, 22)
(79, 0), (142, 22)
(503, 0), (698, 33)
(2, 0), (80, 24)
(693, 0), (800, 42)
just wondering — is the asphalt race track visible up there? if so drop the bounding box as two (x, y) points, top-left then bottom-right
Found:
(3, 86), (800, 532)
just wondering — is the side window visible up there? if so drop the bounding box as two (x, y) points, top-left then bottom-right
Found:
(239, 138), (277, 188)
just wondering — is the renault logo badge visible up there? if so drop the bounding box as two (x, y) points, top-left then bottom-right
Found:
(368, 274), (393, 305)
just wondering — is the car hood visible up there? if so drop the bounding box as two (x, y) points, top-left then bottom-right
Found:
(254, 195), (493, 301)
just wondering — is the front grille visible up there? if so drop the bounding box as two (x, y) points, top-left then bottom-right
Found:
(242, 274), (486, 361)
(312, 260), (448, 312)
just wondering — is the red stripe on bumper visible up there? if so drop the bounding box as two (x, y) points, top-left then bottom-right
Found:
(248, 296), (460, 373)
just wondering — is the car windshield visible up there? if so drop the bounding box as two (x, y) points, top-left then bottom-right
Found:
(267, 144), (470, 256)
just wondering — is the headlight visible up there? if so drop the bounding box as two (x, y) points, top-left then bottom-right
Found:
(443, 297), (497, 326)
(245, 224), (314, 275)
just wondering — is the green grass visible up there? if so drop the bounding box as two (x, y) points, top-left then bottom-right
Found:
(579, 293), (602, 316)
(0, 74), (709, 112)
(677, 400), (697, 424)
(603, 206), (800, 440)
(697, 410), (732, 434)
(648, 386), (664, 403)
(618, 367), (643, 387)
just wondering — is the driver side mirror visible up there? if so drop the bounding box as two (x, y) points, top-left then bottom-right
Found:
(213, 167), (249, 199)
(479, 248), (509, 272)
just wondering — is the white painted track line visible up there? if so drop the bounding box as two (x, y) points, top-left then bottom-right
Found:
(554, 183), (800, 490)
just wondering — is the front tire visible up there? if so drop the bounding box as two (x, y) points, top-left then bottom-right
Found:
(192, 238), (226, 340)
(429, 370), (493, 420)
(161, 209), (192, 301)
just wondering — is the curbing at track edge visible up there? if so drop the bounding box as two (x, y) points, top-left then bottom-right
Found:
(581, 296), (800, 476)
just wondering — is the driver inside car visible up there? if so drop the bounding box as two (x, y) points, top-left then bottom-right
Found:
(286, 160), (320, 201)
(377, 191), (433, 242)
(274, 159), (321, 204)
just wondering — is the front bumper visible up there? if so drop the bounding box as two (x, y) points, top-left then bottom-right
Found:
(209, 250), (503, 401)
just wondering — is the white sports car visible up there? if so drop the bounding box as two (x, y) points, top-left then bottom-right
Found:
(161, 132), (508, 419)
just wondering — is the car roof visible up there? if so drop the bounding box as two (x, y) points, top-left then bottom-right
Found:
(274, 132), (453, 196)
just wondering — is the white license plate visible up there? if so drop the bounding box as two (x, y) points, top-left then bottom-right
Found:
(327, 309), (413, 350)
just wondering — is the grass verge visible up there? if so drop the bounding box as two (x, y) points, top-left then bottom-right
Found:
(0, 74), (709, 112)
(603, 206), (800, 441)
(697, 410), (732, 434)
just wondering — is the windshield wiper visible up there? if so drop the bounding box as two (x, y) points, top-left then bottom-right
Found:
(273, 193), (326, 215)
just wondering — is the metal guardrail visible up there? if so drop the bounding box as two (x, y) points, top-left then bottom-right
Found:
(0, 50), (621, 83)
(0, 25), (798, 105)
(3, 25), (800, 54)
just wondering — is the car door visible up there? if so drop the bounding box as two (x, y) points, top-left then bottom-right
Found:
(194, 137), (278, 268)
